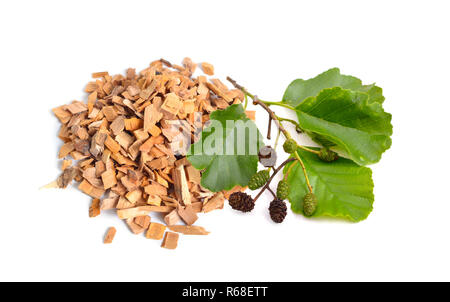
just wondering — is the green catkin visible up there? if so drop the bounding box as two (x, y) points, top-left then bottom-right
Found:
(303, 193), (318, 217)
(318, 148), (338, 162)
(283, 139), (297, 154)
(248, 170), (270, 190)
(276, 179), (289, 200)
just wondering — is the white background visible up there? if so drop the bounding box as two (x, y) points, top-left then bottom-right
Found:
(0, 0), (449, 282)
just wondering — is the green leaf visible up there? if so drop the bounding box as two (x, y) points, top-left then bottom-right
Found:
(295, 87), (392, 165)
(187, 104), (264, 192)
(282, 68), (384, 107)
(285, 148), (374, 222)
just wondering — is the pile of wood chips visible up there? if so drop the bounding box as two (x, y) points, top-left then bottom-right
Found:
(50, 58), (250, 249)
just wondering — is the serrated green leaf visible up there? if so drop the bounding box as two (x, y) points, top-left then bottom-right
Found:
(295, 87), (392, 165)
(285, 148), (374, 222)
(282, 68), (384, 107)
(187, 104), (264, 192)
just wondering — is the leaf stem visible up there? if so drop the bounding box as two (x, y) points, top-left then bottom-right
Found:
(297, 145), (320, 155)
(274, 128), (281, 150)
(253, 158), (296, 202)
(275, 115), (301, 130)
(293, 151), (313, 193)
(284, 160), (297, 181)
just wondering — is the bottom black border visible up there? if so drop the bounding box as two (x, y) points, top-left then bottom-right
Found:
(1, 282), (449, 300)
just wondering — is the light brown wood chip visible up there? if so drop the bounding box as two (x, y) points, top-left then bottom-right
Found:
(104, 227), (116, 244)
(89, 198), (101, 217)
(58, 142), (74, 159)
(134, 215), (151, 229)
(168, 225), (209, 235)
(125, 218), (146, 234)
(161, 93), (183, 115)
(173, 165), (191, 205)
(202, 192), (225, 213)
(200, 62), (214, 75)
(146, 222), (166, 240)
(117, 205), (174, 219)
(177, 205), (198, 225)
(50, 58), (241, 248)
(79, 180), (105, 199)
(161, 231), (179, 249)
(101, 170), (117, 190)
(164, 209), (181, 226)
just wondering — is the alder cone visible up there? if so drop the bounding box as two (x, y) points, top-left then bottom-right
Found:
(318, 148), (338, 162)
(276, 179), (289, 200)
(303, 193), (318, 217)
(248, 170), (270, 190)
(283, 138), (297, 154)
(269, 199), (287, 223)
(228, 192), (255, 212)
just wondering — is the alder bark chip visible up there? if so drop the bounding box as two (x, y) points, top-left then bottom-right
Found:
(50, 57), (246, 249)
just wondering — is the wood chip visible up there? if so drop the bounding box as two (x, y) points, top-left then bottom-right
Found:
(79, 179), (105, 199)
(200, 62), (214, 75)
(125, 218), (146, 234)
(101, 192), (119, 210)
(173, 165), (191, 205)
(124, 117), (143, 131)
(164, 209), (181, 226)
(104, 227), (116, 243)
(50, 58), (238, 248)
(168, 225), (209, 235)
(58, 142), (74, 158)
(117, 205), (174, 219)
(147, 194), (162, 206)
(202, 192), (225, 213)
(177, 205), (198, 225)
(110, 116), (125, 135)
(161, 93), (183, 115)
(115, 131), (134, 150)
(101, 170), (117, 190)
(105, 135), (121, 153)
(144, 182), (167, 196)
(66, 101), (88, 114)
(161, 232), (179, 249)
(245, 110), (256, 121)
(134, 215), (151, 229)
(185, 165), (201, 184)
(125, 189), (142, 204)
(146, 222), (166, 240)
(89, 198), (101, 217)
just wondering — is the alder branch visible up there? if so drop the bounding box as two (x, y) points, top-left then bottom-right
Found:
(227, 76), (291, 140)
(253, 158), (295, 202)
